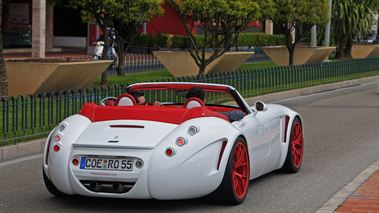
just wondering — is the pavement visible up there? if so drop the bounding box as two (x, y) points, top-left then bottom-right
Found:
(2, 50), (379, 213)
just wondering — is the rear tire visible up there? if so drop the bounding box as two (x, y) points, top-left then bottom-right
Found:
(43, 168), (67, 196)
(207, 137), (250, 205)
(281, 117), (304, 173)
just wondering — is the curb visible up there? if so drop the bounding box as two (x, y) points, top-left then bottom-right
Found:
(0, 138), (46, 162)
(316, 160), (379, 213)
(1, 75), (379, 163)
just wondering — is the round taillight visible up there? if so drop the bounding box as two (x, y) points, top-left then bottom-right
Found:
(72, 158), (79, 166)
(55, 134), (61, 142)
(53, 144), (61, 152)
(176, 137), (186, 147)
(165, 147), (175, 157)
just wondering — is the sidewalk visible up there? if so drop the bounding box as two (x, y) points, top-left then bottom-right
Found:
(317, 160), (379, 213)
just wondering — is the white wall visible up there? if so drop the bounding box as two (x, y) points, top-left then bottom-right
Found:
(53, 36), (86, 48)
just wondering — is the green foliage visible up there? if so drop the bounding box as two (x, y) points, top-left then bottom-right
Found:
(332, 0), (375, 59)
(133, 33), (155, 47)
(264, 0), (330, 65)
(237, 33), (286, 47)
(154, 33), (170, 48)
(66, 0), (164, 25)
(166, 0), (263, 75)
(268, 0), (329, 26)
(169, 35), (190, 49)
(131, 33), (286, 49)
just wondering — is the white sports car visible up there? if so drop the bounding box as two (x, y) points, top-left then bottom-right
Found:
(43, 82), (303, 204)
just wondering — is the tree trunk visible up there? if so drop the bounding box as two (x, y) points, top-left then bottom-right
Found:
(99, 22), (109, 85)
(337, 39), (347, 59)
(344, 39), (353, 59)
(288, 45), (295, 66)
(0, 1), (8, 97)
(286, 33), (295, 65)
(116, 37), (127, 76)
(117, 53), (125, 76)
(198, 62), (206, 76)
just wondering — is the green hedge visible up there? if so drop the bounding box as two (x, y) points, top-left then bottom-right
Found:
(132, 32), (286, 49)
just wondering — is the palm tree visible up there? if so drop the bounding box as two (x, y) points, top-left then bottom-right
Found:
(332, 0), (374, 59)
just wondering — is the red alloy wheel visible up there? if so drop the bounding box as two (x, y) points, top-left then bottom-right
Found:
(232, 141), (249, 199)
(291, 121), (303, 168)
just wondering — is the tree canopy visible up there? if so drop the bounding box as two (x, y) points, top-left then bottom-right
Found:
(266, 0), (329, 65)
(166, 0), (263, 75)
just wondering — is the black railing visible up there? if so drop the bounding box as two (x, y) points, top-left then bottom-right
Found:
(106, 46), (268, 75)
(1, 57), (379, 144)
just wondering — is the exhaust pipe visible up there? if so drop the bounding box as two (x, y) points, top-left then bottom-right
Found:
(113, 182), (126, 193)
(89, 181), (103, 192)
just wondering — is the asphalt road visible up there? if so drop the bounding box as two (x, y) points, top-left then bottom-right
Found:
(1, 81), (379, 213)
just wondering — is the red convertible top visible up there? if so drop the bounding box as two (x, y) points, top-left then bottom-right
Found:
(78, 103), (229, 124)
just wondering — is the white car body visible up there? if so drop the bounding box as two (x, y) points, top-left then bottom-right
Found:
(43, 82), (303, 204)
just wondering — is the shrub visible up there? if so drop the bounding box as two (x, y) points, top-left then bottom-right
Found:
(170, 35), (190, 49)
(133, 33), (155, 47)
(154, 33), (170, 48)
(132, 32), (286, 48)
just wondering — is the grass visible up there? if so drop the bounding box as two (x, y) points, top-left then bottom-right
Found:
(92, 69), (174, 85)
(238, 61), (277, 70)
(92, 61), (278, 86)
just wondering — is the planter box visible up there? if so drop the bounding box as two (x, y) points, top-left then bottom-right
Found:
(153, 51), (254, 77)
(5, 60), (112, 97)
(262, 46), (335, 66)
(351, 44), (379, 59)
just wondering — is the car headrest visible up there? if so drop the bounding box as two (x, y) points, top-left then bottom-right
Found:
(183, 97), (205, 108)
(115, 94), (137, 106)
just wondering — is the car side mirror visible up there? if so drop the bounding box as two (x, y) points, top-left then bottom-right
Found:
(253, 101), (267, 116)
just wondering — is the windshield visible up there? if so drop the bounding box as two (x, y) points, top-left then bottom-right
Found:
(131, 88), (240, 109)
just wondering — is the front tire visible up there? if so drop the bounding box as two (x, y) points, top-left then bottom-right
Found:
(207, 137), (250, 205)
(281, 117), (304, 173)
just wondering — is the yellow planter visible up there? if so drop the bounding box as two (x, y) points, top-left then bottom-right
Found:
(5, 60), (112, 97)
(262, 46), (335, 66)
(153, 51), (254, 77)
(351, 44), (379, 59)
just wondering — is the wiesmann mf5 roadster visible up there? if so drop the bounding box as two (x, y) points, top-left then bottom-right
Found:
(43, 82), (303, 204)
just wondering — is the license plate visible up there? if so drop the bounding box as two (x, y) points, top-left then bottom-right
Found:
(80, 157), (133, 171)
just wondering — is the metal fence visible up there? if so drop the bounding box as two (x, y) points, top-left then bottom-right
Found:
(106, 46), (269, 75)
(1, 57), (379, 144)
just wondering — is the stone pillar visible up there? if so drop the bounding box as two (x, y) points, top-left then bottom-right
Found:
(45, 2), (54, 50)
(311, 25), (317, 47)
(265, 20), (273, 35)
(32, 0), (46, 58)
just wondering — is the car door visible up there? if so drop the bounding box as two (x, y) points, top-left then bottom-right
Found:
(233, 112), (271, 179)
